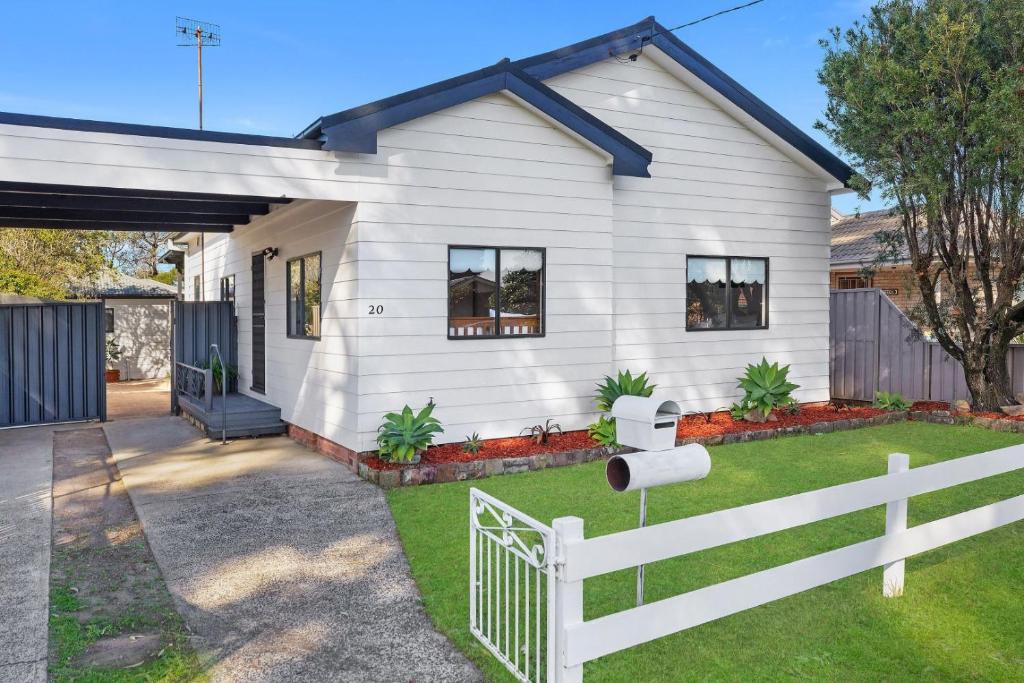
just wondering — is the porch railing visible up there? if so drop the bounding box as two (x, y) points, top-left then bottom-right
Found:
(174, 361), (212, 410)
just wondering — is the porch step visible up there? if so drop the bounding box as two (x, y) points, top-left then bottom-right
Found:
(178, 392), (287, 439)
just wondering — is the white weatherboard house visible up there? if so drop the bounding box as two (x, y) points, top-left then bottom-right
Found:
(0, 18), (851, 454)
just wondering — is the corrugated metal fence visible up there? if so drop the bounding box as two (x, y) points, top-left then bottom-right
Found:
(0, 301), (105, 428)
(830, 288), (1024, 403)
(171, 301), (237, 413)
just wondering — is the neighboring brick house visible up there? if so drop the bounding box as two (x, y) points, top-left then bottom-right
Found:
(829, 208), (971, 315)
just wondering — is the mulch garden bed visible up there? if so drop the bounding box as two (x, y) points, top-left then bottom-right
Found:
(359, 403), (904, 487)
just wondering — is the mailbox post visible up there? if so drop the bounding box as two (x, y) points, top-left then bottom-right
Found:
(607, 396), (711, 606)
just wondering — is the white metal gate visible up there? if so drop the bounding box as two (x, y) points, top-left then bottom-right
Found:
(469, 488), (555, 683)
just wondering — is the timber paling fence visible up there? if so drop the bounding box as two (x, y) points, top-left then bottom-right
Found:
(470, 446), (1024, 681)
(830, 288), (1024, 403)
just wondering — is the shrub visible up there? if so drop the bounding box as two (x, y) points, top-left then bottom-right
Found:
(463, 432), (484, 454)
(595, 370), (656, 412)
(521, 419), (562, 445)
(588, 415), (619, 447)
(377, 402), (444, 463)
(199, 355), (238, 394)
(735, 357), (799, 419)
(105, 338), (122, 365)
(873, 391), (910, 411)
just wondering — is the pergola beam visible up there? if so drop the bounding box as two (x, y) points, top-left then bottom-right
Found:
(0, 218), (234, 232)
(0, 206), (250, 225)
(0, 180), (293, 204)
(0, 193), (271, 215)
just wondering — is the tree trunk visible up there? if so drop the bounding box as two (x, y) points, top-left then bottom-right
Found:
(962, 342), (1014, 411)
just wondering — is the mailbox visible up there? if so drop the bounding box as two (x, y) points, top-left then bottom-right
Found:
(610, 396), (682, 451)
(606, 443), (712, 492)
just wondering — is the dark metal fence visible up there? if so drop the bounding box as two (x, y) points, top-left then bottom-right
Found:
(171, 301), (237, 413)
(0, 301), (105, 428)
(830, 288), (1024, 403)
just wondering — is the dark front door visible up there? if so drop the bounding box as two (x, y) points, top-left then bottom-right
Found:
(251, 253), (266, 393)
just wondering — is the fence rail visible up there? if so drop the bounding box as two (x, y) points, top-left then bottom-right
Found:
(173, 361), (211, 409)
(473, 444), (1024, 681)
(830, 288), (1024, 403)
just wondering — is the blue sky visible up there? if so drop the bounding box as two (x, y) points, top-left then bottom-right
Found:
(0, 0), (880, 212)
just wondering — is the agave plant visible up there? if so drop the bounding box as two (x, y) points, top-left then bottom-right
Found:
(463, 432), (484, 454)
(377, 402), (444, 464)
(736, 357), (799, 419)
(595, 370), (656, 412)
(587, 415), (619, 447)
(522, 419), (562, 445)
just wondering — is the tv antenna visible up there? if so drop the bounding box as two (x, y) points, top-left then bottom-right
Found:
(176, 17), (221, 130)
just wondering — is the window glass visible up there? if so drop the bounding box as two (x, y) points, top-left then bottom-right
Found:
(686, 257), (727, 329)
(193, 275), (201, 301)
(449, 248), (497, 336)
(287, 253), (321, 339)
(105, 308), (114, 334)
(729, 258), (766, 329)
(448, 247), (544, 337)
(497, 249), (543, 336)
(220, 275), (235, 302)
(687, 256), (768, 330)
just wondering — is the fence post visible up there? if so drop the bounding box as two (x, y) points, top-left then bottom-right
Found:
(552, 516), (584, 683)
(883, 453), (910, 597)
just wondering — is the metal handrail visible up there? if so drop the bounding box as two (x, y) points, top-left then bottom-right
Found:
(210, 343), (227, 444)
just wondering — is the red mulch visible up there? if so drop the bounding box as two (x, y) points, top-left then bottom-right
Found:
(363, 430), (598, 470)
(910, 401), (953, 412)
(364, 404), (895, 471)
(673, 405), (886, 438)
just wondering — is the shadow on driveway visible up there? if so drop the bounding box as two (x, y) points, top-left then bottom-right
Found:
(103, 417), (480, 682)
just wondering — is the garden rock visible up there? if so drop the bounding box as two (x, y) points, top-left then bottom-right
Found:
(1000, 404), (1024, 417)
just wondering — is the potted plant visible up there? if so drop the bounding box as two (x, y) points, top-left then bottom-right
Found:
(105, 338), (122, 383)
(200, 355), (238, 394)
(376, 401), (444, 464)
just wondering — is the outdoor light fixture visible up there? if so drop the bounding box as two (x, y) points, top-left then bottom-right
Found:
(262, 247), (279, 260)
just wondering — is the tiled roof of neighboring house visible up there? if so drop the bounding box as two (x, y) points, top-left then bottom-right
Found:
(68, 271), (177, 299)
(831, 208), (909, 267)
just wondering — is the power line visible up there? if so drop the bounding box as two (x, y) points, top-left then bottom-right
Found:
(657, 0), (767, 35)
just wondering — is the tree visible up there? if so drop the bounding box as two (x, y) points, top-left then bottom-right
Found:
(103, 231), (171, 277)
(818, 0), (1024, 410)
(0, 228), (111, 298)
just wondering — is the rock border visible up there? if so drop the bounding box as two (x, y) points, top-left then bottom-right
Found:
(361, 411), (910, 488)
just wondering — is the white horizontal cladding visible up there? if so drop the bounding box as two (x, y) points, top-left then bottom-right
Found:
(562, 444), (1024, 583)
(611, 310), (827, 331)
(353, 223), (614, 247)
(357, 314), (611, 338)
(354, 279), (610, 302)
(613, 204), (829, 232)
(360, 361), (612, 395)
(615, 177), (830, 209)
(614, 221), (831, 244)
(563, 494), (1024, 667)
(360, 331), (614, 357)
(359, 378), (600, 414)
(355, 204), (612, 233)
(613, 188), (829, 219)
(615, 240), (827, 262)
(359, 394), (596, 433)
(615, 322), (828, 346)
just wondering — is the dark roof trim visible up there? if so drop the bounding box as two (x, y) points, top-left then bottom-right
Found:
(308, 16), (851, 185)
(0, 111), (323, 150)
(0, 218), (233, 232)
(316, 63), (652, 177)
(0, 180), (292, 204)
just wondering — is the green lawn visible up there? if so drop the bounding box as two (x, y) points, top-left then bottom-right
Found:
(388, 422), (1024, 682)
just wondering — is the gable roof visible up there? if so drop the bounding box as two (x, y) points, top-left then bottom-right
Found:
(68, 271), (178, 299)
(302, 17), (853, 185)
(305, 62), (653, 177)
(831, 208), (907, 266)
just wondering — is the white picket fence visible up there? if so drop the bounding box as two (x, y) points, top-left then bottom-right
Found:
(469, 445), (1024, 682)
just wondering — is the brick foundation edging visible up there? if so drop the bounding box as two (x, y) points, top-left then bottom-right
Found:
(287, 410), (1023, 489)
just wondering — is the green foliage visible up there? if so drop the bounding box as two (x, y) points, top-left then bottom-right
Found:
(817, 0), (1024, 409)
(873, 391), (911, 411)
(151, 269), (178, 286)
(0, 261), (67, 299)
(521, 418), (562, 445)
(729, 401), (751, 421)
(377, 402), (444, 463)
(0, 229), (111, 297)
(587, 415), (619, 447)
(463, 432), (484, 454)
(736, 357), (799, 419)
(595, 370), (656, 412)
(106, 338), (122, 365)
(199, 355), (238, 394)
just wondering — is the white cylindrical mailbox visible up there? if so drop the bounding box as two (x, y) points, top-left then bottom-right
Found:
(606, 443), (711, 492)
(610, 396), (682, 451)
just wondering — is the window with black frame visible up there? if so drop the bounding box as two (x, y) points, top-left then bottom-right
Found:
(448, 247), (544, 338)
(286, 253), (321, 339)
(105, 308), (114, 334)
(686, 256), (768, 330)
(220, 274), (235, 302)
(193, 275), (201, 301)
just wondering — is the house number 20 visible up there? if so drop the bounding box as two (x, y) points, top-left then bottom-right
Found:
(368, 305), (384, 315)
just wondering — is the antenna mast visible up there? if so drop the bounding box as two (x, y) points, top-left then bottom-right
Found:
(176, 17), (221, 130)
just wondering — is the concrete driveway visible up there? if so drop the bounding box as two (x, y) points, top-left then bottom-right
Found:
(0, 426), (54, 683)
(104, 417), (479, 682)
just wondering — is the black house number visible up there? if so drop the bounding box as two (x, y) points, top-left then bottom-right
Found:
(368, 304), (384, 315)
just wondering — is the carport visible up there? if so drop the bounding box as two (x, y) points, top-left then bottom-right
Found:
(0, 112), (334, 428)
